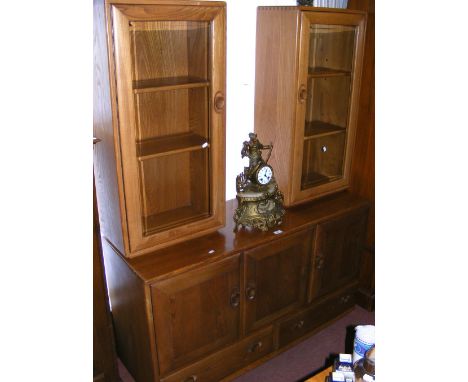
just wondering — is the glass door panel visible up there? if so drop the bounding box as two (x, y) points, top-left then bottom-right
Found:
(129, 20), (212, 235)
(301, 24), (356, 190)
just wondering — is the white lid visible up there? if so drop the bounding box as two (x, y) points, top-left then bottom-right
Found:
(355, 325), (375, 344)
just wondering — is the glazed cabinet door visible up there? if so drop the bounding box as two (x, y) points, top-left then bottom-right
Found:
(243, 229), (313, 334)
(109, 2), (226, 255)
(309, 207), (367, 302)
(151, 255), (240, 375)
(291, 10), (366, 204)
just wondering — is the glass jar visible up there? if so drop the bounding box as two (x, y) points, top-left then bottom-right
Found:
(354, 346), (375, 382)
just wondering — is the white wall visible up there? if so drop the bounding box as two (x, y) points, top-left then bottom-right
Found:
(217, 0), (297, 199)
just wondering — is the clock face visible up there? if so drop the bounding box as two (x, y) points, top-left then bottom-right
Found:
(256, 165), (273, 185)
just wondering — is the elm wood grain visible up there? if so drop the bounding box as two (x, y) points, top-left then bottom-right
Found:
(135, 87), (208, 142)
(126, 192), (369, 283)
(130, 21), (208, 82)
(254, 7), (301, 207)
(254, 7), (366, 207)
(93, 0), (126, 254)
(152, 255), (240, 375)
(93, 180), (118, 382)
(309, 207), (368, 302)
(102, 240), (158, 382)
(243, 230), (313, 335)
(305, 75), (352, 129)
(97, 1), (226, 257)
(348, 0), (374, 311)
(161, 326), (273, 382)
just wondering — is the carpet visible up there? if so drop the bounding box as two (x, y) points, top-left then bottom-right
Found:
(118, 305), (375, 382)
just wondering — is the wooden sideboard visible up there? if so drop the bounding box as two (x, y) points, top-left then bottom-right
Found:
(102, 192), (369, 381)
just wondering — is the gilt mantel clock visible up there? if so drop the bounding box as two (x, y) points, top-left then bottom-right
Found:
(234, 133), (285, 231)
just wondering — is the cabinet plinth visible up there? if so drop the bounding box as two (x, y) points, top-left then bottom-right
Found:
(93, 0), (226, 258)
(254, 7), (367, 206)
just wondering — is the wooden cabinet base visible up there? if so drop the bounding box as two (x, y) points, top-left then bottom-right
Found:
(103, 193), (369, 381)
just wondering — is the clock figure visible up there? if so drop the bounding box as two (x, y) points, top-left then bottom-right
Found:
(234, 133), (285, 231)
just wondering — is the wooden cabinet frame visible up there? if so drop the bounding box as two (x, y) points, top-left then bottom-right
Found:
(94, 0), (226, 258)
(254, 7), (367, 206)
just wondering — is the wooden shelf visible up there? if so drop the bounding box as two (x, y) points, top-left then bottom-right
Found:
(304, 121), (346, 139)
(308, 67), (351, 78)
(143, 206), (210, 236)
(133, 76), (209, 94)
(137, 132), (209, 160)
(301, 172), (342, 189)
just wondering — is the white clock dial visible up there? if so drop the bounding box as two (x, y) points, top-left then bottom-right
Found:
(257, 166), (273, 185)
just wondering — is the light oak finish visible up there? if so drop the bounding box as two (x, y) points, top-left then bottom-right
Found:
(93, 0), (226, 257)
(103, 193), (369, 381)
(254, 7), (367, 206)
(305, 366), (332, 382)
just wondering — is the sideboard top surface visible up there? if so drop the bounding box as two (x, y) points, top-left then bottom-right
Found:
(120, 192), (368, 283)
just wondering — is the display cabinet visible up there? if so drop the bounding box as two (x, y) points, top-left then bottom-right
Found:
(254, 7), (366, 206)
(93, 0), (226, 257)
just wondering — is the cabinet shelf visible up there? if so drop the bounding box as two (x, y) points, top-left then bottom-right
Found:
(304, 121), (346, 139)
(308, 67), (351, 78)
(137, 133), (209, 160)
(143, 206), (210, 236)
(301, 172), (342, 189)
(133, 76), (210, 94)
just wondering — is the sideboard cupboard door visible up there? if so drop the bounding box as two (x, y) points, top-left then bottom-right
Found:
(151, 255), (240, 375)
(309, 207), (367, 302)
(108, 2), (226, 256)
(243, 229), (313, 334)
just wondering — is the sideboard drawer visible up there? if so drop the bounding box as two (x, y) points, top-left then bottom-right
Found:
(161, 326), (273, 382)
(278, 288), (356, 349)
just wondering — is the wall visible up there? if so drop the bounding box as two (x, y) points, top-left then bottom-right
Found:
(219, 0), (297, 200)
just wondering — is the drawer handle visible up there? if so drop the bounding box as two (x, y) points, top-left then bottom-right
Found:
(321, 145), (327, 153)
(230, 287), (240, 308)
(245, 283), (256, 301)
(183, 376), (197, 382)
(340, 295), (351, 304)
(298, 85), (308, 103)
(292, 320), (305, 330)
(214, 91), (225, 113)
(315, 253), (325, 270)
(248, 340), (263, 353)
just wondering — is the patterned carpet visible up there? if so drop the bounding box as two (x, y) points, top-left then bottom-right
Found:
(118, 305), (375, 382)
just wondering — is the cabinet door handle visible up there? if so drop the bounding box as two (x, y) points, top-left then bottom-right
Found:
(340, 295), (351, 304)
(183, 375), (197, 382)
(315, 253), (325, 270)
(93, 137), (101, 144)
(230, 287), (240, 308)
(292, 320), (305, 330)
(248, 340), (263, 353)
(214, 91), (225, 113)
(298, 85), (308, 103)
(245, 283), (256, 301)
